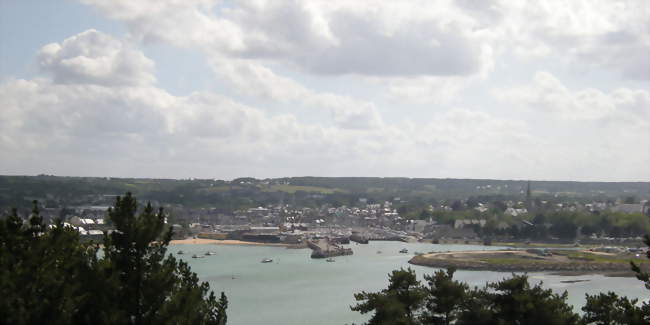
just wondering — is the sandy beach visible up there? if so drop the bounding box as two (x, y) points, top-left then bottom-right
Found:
(170, 238), (292, 247)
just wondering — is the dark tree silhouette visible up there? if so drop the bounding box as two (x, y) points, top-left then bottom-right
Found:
(0, 194), (227, 324)
(351, 268), (426, 325)
(420, 268), (468, 325)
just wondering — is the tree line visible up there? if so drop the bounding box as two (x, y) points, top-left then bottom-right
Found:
(351, 239), (650, 324)
(0, 193), (227, 324)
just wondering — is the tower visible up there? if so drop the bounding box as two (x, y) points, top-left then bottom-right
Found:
(525, 181), (533, 212)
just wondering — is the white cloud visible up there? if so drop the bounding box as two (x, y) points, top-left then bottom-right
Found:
(2, 67), (647, 180)
(78, 0), (650, 82)
(1, 2), (649, 181)
(209, 57), (308, 102)
(81, 0), (494, 77)
(80, 0), (245, 51)
(38, 29), (156, 86)
(209, 56), (383, 130)
(493, 0), (650, 79)
(375, 76), (475, 106)
(495, 71), (650, 123)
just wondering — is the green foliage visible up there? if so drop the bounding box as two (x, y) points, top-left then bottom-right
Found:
(261, 184), (346, 194)
(3, 175), (647, 212)
(431, 210), (486, 225)
(629, 227), (650, 323)
(351, 268), (427, 325)
(100, 192), (228, 324)
(631, 233), (650, 290)
(0, 202), (103, 324)
(420, 268), (468, 325)
(581, 292), (648, 325)
(0, 194), (227, 324)
(352, 268), (583, 325)
(485, 274), (579, 325)
(354, 231), (650, 325)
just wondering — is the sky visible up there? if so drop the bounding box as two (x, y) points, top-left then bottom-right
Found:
(0, 0), (648, 181)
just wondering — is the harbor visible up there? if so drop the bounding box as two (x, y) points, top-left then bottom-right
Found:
(171, 241), (650, 325)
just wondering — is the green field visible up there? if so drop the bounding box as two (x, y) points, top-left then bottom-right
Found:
(261, 184), (346, 194)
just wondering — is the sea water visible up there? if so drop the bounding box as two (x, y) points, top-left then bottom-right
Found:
(172, 242), (650, 325)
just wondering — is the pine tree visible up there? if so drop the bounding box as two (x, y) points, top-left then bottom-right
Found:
(485, 274), (580, 325)
(581, 292), (647, 325)
(0, 194), (228, 324)
(630, 230), (650, 290)
(351, 268), (426, 325)
(420, 267), (468, 325)
(0, 202), (102, 324)
(100, 192), (228, 324)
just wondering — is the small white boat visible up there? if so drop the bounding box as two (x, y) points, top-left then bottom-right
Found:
(326, 257), (335, 262)
(177, 250), (184, 255)
(261, 258), (273, 263)
(205, 251), (216, 256)
(399, 248), (408, 254)
(192, 254), (204, 259)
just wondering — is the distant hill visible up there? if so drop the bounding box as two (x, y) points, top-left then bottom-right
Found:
(1, 175), (648, 210)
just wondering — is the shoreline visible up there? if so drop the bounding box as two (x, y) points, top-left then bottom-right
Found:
(408, 249), (647, 278)
(170, 238), (297, 247)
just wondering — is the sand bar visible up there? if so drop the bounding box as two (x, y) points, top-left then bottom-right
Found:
(409, 249), (647, 277)
(170, 238), (292, 247)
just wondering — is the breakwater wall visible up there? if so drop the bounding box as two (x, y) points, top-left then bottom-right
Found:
(307, 239), (353, 258)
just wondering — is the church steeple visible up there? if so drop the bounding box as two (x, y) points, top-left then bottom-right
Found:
(525, 181), (533, 211)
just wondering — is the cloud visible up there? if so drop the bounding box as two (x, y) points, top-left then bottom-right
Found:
(80, 0), (493, 77)
(38, 29), (156, 86)
(493, 0), (650, 79)
(79, 0), (245, 51)
(209, 56), (383, 130)
(209, 57), (309, 102)
(0, 30), (525, 180)
(494, 71), (650, 123)
(79, 0), (650, 82)
(275, 6), (483, 76)
(2, 3), (649, 181)
(2, 69), (647, 180)
(375, 76), (475, 105)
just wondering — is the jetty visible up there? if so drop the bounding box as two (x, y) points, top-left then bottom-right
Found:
(350, 233), (369, 244)
(307, 239), (353, 259)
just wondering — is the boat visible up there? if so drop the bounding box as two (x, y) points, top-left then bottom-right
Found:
(399, 248), (408, 254)
(326, 257), (335, 262)
(177, 250), (184, 255)
(204, 251), (216, 256)
(192, 254), (204, 259)
(261, 258), (273, 263)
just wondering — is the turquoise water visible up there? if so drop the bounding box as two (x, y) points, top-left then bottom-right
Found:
(172, 242), (650, 325)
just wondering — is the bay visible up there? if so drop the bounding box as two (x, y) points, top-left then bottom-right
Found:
(172, 242), (649, 325)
